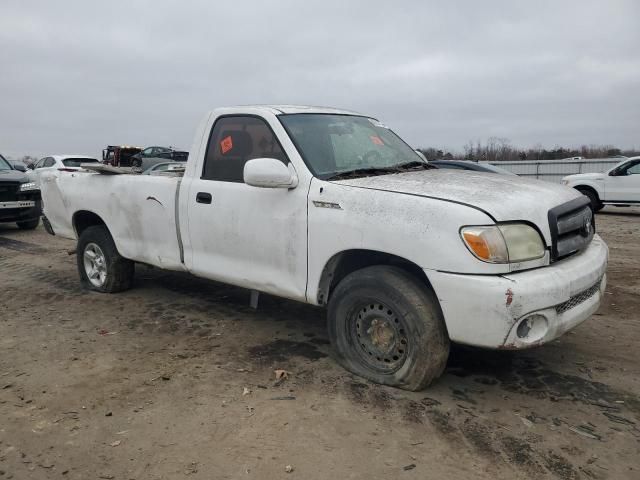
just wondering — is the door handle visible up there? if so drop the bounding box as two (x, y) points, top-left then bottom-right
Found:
(196, 192), (212, 204)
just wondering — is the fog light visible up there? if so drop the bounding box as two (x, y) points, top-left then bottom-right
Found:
(516, 314), (548, 343)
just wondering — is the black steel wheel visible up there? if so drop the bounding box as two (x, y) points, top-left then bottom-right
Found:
(328, 265), (449, 391)
(350, 301), (410, 374)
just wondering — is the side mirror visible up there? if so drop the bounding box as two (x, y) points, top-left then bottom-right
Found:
(14, 164), (27, 172)
(243, 158), (298, 189)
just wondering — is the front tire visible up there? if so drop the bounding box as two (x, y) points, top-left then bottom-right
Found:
(16, 218), (40, 230)
(77, 225), (134, 293)
(580, 189), (603, 212)
(328, 266), (449, 391)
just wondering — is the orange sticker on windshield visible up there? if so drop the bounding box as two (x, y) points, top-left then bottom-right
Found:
(220, 136), (233, 154)
(370, 135), (384, 146)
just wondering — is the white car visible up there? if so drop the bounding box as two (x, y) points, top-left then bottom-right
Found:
(40, 105), (608, 390)
(562, 156), (640, 211)
(28, 155), (100, 187)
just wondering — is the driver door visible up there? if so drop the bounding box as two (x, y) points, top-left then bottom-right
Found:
(604, 160), (640, 202)
(184, 115), (309, 302)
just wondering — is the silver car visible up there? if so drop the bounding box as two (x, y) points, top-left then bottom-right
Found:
(142, 162), (186, 175)
(130, 146), (188, 172)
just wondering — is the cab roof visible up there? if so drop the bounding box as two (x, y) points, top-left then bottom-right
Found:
(213, 104), (367, 117)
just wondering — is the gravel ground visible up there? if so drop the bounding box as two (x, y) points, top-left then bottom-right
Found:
(0, 206), (639, 480)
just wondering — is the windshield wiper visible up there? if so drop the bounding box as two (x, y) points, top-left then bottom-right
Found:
(392, 160), (434, 171)
(324, 166), (402, 180)
(325, 160), (433, 181)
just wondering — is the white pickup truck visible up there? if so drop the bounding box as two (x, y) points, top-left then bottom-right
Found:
(41, 105), (608, 390)
(562, 156), (640, 211)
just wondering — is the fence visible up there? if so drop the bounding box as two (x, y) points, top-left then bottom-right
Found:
(489, 158), (622, 184)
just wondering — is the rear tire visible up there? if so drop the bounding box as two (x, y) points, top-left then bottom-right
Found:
(328, 266), (449, 391)
(16, 218), (40, 230)
(77, 225), (134, 293)
(579, 189), (603, 212)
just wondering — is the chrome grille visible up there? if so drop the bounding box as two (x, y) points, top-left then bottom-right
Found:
(548, 197), (594, 260)
(555, 278), (602, 314)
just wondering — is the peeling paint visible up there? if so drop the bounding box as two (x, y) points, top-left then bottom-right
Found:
(334, 169), (583, 245)
(505, 288), (514, 306)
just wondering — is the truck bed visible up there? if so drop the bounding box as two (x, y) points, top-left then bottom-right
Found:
(42, 171), (186, 271)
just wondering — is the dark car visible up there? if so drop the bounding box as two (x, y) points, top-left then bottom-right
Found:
(429, 160), (516, 175)
(0, 153), (42, 230)
(129, 146), (189, 172)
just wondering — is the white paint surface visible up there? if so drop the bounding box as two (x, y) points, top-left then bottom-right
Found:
(41, 105), (610, 349)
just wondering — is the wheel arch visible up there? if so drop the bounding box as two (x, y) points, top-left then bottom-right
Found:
(316, 249), (432, 305)
(72, 210), (108, 238)
(573, 184), (600, 200)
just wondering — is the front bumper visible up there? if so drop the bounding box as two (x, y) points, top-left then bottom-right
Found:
(427, 234), (608, 349)
(0, 200), (42, 223)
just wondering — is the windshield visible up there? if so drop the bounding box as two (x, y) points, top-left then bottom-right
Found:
(279, 114), (424, 179)
(0, 154), (12, 171)
(608, 158), (635, 173)
(63, 158), (98, 167)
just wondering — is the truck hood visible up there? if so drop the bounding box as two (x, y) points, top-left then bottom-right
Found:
(332, 169), (583, 243)
(0, 169), (30, 183)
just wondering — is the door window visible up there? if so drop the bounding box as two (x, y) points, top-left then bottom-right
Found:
(202, 116), (288, 182)
(37, 157), (55, 168)
(622, 161), (640, 175)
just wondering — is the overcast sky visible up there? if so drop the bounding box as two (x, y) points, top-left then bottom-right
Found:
(1, 0), (639, 159)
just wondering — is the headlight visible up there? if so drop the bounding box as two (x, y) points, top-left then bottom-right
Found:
(461, 223), (545, 263)
(19, 182), (39, 191)
(460, 226), (508, 262)
(561, 179), (569, 185)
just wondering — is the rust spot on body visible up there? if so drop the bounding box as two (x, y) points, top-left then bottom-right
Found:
(505, 288), (514, 306)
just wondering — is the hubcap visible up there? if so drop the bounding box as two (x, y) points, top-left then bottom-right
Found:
(350, 302), (409, 373)
(83, 243), (107, 287)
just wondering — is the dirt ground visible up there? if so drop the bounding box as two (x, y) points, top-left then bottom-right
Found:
(1, 207), (639, 480)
